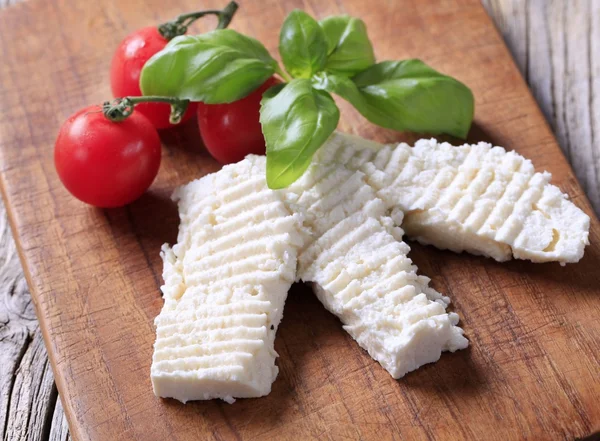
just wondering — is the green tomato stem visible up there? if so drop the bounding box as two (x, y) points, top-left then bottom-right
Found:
(158, 1), (239, 41)
(275, 64), (292, 82)
(102, 96), (190, 124)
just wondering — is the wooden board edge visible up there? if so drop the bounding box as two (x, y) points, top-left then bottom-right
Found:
(0, 174), (84, 441)
(0, 1), (597, 439)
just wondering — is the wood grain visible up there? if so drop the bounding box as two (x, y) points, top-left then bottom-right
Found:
(0, 194), (71, 441)
(481, 0), (600, 214)
(0, 0), (73, 438)
(0, 2), (598, 439)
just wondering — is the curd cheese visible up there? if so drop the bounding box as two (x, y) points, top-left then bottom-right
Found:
(153, 130), (590, 401)
(282, 161), (468, 378)
(317, 132), (590, 264)
(152, 157), (303, 403)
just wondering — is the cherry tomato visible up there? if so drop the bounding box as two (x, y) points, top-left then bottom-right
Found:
(197, 77), (282, 164)
(110, 26), (197, 130)
(55, 105), (162, 208)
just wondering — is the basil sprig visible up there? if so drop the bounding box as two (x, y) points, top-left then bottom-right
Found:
(261, 79), (340, 188)
(140, 30), (277, 104)
(312, 60), (474, 138)
(279, 10), (328, 79)
(319, 16), (375, 76)
(140, 8), (475, 188)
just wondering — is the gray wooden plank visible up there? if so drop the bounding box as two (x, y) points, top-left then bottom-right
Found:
(0, 0), (20, 7)
(0, 198), (65, 441)
(3, 332), (57, 441)
(482, 0), (600, 214)
(48, 399), (71, 441)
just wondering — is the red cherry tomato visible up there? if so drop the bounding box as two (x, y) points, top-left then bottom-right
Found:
(110, 26), (197, 130)
(55, 105), (162, 208)
(197, 77), (282, 164)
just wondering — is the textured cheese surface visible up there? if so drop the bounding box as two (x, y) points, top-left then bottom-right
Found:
(154, 131), (590, 401)
(152, 156), (303, 403)
(316, 132), (590, 264)
(281, 161), (468, 378)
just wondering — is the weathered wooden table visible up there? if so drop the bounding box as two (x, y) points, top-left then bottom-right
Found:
(0, 0), (598, 440)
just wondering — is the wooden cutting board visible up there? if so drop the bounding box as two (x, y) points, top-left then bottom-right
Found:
(1, 0), (599, 440)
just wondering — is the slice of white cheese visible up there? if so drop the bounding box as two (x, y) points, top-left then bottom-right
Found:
(281, 161), (468, 378)
(152, 156), (303, 403)
(154, 129), (588, 398)
(316, 132), (590, 264)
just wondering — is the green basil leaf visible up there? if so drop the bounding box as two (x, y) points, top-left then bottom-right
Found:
(314, 60), (474, 138)
(311, 71), (391, 123)
(260, 79), (340, 189)
(279, 10), (328, 79)
(140, 30), (277, 104)
(319, 15), (375, 76)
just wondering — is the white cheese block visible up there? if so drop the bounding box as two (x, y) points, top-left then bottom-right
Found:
(316, 132), (590, 264)
(281, 162), (468, 378)
(152, 156), (303, 403)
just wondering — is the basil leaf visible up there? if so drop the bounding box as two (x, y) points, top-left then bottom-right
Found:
(319, 15), (375, 76)
(140, 30), (277, 104)
(314, 60), (474, 138)
(312, 71), (391, 123)
(260, 79), (340, 189)
(279, 10), (328, 79)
